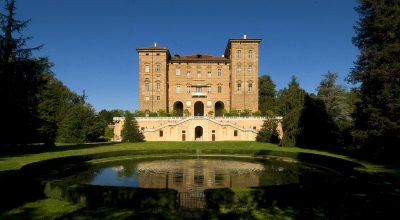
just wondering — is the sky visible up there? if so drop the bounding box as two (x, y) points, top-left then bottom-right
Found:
(14, 0), (359, 111)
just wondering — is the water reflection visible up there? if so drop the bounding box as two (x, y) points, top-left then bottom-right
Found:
(64, 157), (326, 193)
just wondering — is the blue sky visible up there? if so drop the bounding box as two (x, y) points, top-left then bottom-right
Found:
(15, 0), (359, 111)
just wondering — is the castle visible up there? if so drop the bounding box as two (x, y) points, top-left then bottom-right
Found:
(113, 36), (281, 141)
(137, 35), (261, 115)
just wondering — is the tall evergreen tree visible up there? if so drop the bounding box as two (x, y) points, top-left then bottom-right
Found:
(258, 75), (278, 115)
(297, 94), (340, 149)
(256, 117), (280, 144)
(36, 71), (83, 145)
(56, 104), (104, 143)
(121, 112), (144, 142)
(317, 72), (352, 129)
(349, 0), (400, 160)
(0, 0), (46, 145)
(278, 76), (306, 147)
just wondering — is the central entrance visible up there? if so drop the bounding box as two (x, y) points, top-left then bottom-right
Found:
(215, 101), (224, 117)
(195, 126), (203, 140)
(173, 101), (184, 116)
(194, 101), (204, 116)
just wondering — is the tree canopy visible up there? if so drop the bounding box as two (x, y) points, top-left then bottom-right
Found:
(349, 0), (400, 160)
(0, 0), (46, 145)
(277, 76), (306, 147)
(121, 112), (144, 142)
(258, 75), (278, 115)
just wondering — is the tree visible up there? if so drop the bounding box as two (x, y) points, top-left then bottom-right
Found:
(36, 71), (82, 146)
(256, 118), (280, 144)
(277, 76), (306, 147)
(349, 0), (400, 160)
(56, 104), (104, 143)
(296, 94), (340, 149)
(258, 75), (278, 115)
(317, 72), (352, 130)
(121, 112), (144, 142)
(0, 0), (47, 145)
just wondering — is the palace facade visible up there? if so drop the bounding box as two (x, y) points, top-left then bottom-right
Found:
(137, 35), (260, 116)
(113, 36), (282, 141)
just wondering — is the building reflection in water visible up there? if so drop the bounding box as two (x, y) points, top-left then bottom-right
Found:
(133, 159), (292, 193)
(67, 157), (303, 209)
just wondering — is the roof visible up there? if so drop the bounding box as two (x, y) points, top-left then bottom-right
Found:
(224, 38), (262, 57)
(170, 54), (229, 63)
(136, 45), (169, 51)
(228, 38), (262, 42)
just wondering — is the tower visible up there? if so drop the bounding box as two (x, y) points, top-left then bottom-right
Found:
(137, 43), (170, 112)
(225, 35), (261, 112)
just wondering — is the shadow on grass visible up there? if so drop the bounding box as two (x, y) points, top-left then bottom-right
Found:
(0, 142), (118, 157)
(1, 206), (181, 220)
(57, 207), (181, 220)
(0, 170), (44, 212)
(204, 172), (400, 220)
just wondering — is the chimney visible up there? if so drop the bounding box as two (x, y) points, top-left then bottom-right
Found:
(243, 34), (247, 39)
(154, 42), (157, 47)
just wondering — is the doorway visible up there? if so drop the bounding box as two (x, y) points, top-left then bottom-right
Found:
(195, 126), (203, 140)
(194, 101), (204, 116)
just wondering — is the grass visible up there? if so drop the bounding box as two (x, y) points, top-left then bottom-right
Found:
(0, 198), (83, 220)
(0, 141), (367, 172)
(1, 141), (399, 219)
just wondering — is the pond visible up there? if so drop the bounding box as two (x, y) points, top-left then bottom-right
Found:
(64, 156), (337, 192)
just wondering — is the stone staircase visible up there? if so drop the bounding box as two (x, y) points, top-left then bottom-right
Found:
(140, 116), (259, 134)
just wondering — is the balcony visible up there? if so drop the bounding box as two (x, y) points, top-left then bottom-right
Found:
(192, 92), (207, 97)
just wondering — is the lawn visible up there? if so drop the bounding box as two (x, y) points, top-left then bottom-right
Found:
(1, 141), (399, 219)
(0, 141), (373, 172)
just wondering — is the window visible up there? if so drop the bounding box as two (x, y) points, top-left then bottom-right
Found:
(182, 130), (186, 133)
(145, 96), (150, 101)
(217, 85), (222, 93)
(156, 83), (160, 91)
(237, 83), (242, 91)
(247, 64), (253, 73)
(197, 71), (201, 78)
(248, 50), (253, 58)
(159, 130), (163, 137)
(144, 64), (150, 73)
(237, 50), (242, 58)
(176, 67), (181, 75)
(186, 71), (191, 78)
(253, 126), (256, 130)
(176, 85), (181, 93)
(187, 85), (191, 93)
(234, 130), (238, 136)
(248, 83), (253, 92)
(156, 96), (160, 100)
(145, 83), (150, 91)
(207, 85), (211, 93)
(156, 64), (161, 73)
(212, 130), (215, 133)
(237, 64), (242, 73)
(207, 71), (211, 77)
(217, 69), (222, 76)
(196, 86), (202, 93)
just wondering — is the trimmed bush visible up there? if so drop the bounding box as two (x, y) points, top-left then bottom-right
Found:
(44, 180), (177, 210)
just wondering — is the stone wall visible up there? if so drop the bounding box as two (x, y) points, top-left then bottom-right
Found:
(113, 117), (282, 142)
